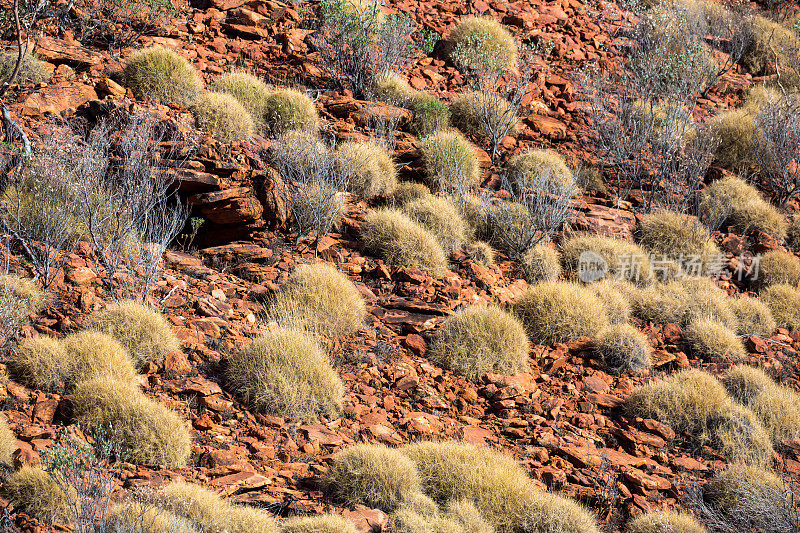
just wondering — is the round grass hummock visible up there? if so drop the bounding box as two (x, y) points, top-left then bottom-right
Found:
(0, 52), (50, 85)
(448, 17), (518, 71)
(517, 243), (562, 283)
(754, 249), (800, 289)
(450, 91), (519, 141)
(263, 88), (319, 134)
(429, 305), (530, 380)
(625, 511), (708, 533)
(280, 515), (359, 533)
(402, 195), (468, 255)
(123, 46), (203, 107)
(595, 324), (652, 374)
(225, 328), (344, 422)
(505, 149), (575, 197)
(421, 130), (481, 191)
(3, 466), (71, 524)
(213, 70), (271, 130)
(191, 92), (255, 144)
(335, 140), (398, 198)
(761, 283), (800, 330)
(684, 318), (746, 361)
(729, 296), (776, 337)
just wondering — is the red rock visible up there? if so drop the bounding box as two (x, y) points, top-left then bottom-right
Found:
(66, 266), (96, 285)
(404, 334), (427, 355)
(582, 376), (610, 393)
(21, 82), (98, 116)
(342, 506), (387, 533)
(527, 114), (567, 139)
(164, 351), (193, 377)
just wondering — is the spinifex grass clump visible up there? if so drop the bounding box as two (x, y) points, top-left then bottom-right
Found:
(123, 46), (203, 107)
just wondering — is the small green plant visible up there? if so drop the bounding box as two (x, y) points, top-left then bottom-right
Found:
(180, 217), (205, 252)
(123, 46), (203, 107)
(225, 328), (344, 421)
(326, 444), (421, 512)
(429, 305), (530, 380)
(409, 94), (451, 136)
(191, 92), (255, 143)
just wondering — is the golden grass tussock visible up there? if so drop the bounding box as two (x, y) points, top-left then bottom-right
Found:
(444, 500), (495, 533)
(450, 91), (519, 140)
(519, 491), (600, 533)
(712, 402), (773, 465)
(755, 249), (800, 289)
(12, 335), (70, 391)
(280, 514), (359, 533)
(402, 195), (468, 254)
(62, 330), (138, 384)
(0, 274), (49, 315)
(723, 365), (800, 443)
(421, 130), (481, 191)
(263, 88), (319, 134)
(191, 92), (254, 144)
(391, 181), (431, 206)
(742, 15), (800, 75)
(786, 215), (800, 251)
(360, 208), (449, 276)
(467, 241), (495, 266)
(88, 300), (181, 367)
(560, 235), (652, 284)
(710, 109), (757, 170)
(225, 328), (343, 421)
(429, 305), (530, 380)
(123, 46), (203, 107)
(106, 502), (199, 533)
(729, 296), (776, 337)
(213, 71), (271, 130)
(156, 482), (278, 533)
(761, 283), (800, 330)
(704, 463), (788, 514)
(3, 466), (71, 524)
(73, 376), (191, 466)
(636, 211), (720, 279)
(506, 149), (575, 197)
(448, 17), (518, 70)
(698, 175), (787, 240)
(589, 279), (633, 324)
(684, 318), (746, 361)
(631, 279), (736, 328)
(369, 71), (415, 106)
(0, 52), (50, 85)
(335, 140), (397, 198)
(513, 281), (610, 345)
(595, 324), (652, 374)
(0, 414), (16, 466)
(326, 444), (421, 512)
(386, 498), (496, 533)
(517, 243), (562, 283)
(268, 262), (366, 336)
(625, 511), (708, 533)
(401, 440), (536, 533)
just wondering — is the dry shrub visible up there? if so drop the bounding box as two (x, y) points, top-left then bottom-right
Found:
(743, 85), (782, 112)
(626, 510), (707, 533)
(156, 483), (278, 533)
(506, 149), (575, 197)
(560, 235), (652, 284)
(517, 243), (561, 283)
(326, 444), (421, 512)
(281, 515), (358, 533)
(3, 466), (71, 524)
(225, 328), (343, 421)
(12, 335), (69, 391)
(729, 296), (776, 336)
(369, 71), (414, 106)
(467, 241), (495, 266)
(787, 215), (800, 251)
(698, 175), (787, 239)
(513, 281), (609, 345)
(0, 52), (50, 84)
(0, 414), (16, 466)
(421, 130), (481, 191)
(742, 16), (800, 75)
(589, 279), (633, 324)
(703, 463), (796, 531)
(450, 91), (519, 140)
(761, 283), (800, 330)
(213, 71), (271, 130)
(684, 318), (746, 361)
(636, 211), (720, 279)
(268, 263), (366, 336)
(448, 17), (517, 70)
(73, 376), (190, 466)
(429, 305), (530, 380)
(627, 369), (729, 439)
(400, 441), (536, 533)
(335, 140), (397, 198)
(191, 92), (254, 144)
(107, 502), (199, 533)
(575, 166), (606, 194)
(723, 365), (800, 442)
(391, 181), (430, 206)
(710, 110), (757, 170)
(595, 324), (652, 374)
(88, 300), (181, 368)
(263, 88), (319, 134)
(123, 46), (203, 107)
(360, 208), (449, 276)
(755, 250), (800, 289)
(403, 196), (468, 254)
(0, 274), (48, 314)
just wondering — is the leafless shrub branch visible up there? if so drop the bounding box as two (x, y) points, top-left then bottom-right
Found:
(752, 94), (800, 207)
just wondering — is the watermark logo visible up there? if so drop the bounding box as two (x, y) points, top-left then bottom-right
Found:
(578, 250), (608, 283)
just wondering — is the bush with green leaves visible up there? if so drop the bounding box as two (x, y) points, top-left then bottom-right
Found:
(409, 93), (451, 137)
(312, 0), (417, 97)
(429, 305), (530, 380)
(123, 46), (203, 107)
